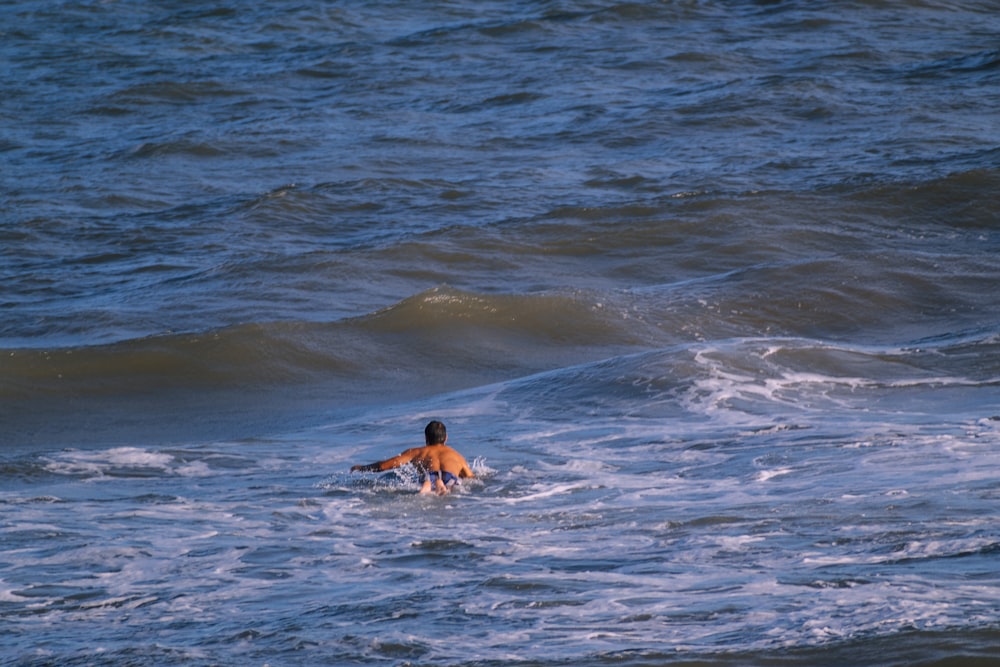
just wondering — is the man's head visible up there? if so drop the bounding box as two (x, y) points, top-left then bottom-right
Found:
(425, 420), (447, 445)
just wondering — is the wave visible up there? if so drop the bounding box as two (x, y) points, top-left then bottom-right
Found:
(484, 331), (1000, 429)
(0, 287), (642, 401)
(4, 285), (999, 408)
(5, 165), (998, 350)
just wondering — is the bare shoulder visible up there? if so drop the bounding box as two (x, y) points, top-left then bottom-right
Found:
(389, 446), (430, 466)
(400, 445), (427, 456)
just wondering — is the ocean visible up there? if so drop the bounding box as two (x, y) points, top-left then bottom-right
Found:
(2, 1), (1000, 665)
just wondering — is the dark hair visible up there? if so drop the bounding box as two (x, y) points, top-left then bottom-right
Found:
(425, 420), (447, 445)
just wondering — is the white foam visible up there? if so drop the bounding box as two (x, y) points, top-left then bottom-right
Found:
(504, 482), (597, 504)
(45, 447), (174, 477)
(0, 579), (26, 602)
(41, 446), (231, 480)
(754, 467), (794, 482)
(42, 446), (171, 477)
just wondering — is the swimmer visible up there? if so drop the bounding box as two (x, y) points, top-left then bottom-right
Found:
(350, 421), (474, 495)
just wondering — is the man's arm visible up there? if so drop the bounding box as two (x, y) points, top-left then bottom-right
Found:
(351, 449), (417, 473)
(458, 457), (475, 478)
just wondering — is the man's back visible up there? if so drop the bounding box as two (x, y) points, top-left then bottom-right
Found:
(403, 443), (474, 478)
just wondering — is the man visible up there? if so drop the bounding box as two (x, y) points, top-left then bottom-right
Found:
(351, 421), (475, 495)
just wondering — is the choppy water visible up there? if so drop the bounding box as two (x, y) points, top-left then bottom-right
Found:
(3, 1), (1000, 665)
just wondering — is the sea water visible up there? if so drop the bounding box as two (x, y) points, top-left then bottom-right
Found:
(2, 1), (1000, 665)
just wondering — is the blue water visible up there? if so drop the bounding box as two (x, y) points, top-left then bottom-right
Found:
(2, 2), (1000, 665)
